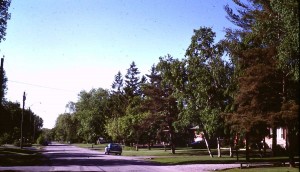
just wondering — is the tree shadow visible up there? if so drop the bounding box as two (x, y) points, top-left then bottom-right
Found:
(41, 150), (161, 167)
(47, 157), (160, 166)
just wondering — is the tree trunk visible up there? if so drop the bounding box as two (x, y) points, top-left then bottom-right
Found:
(171, 144), (175, 154)
(272, 127), (277, 156)
(203, 131), (213, 158)
(230, 137), (233, 158)
(217, 137), (221, 157)
(169, 127), (175, 154)
(245, 132), (250, 162)
(147, 140), (151, 150)
(135, 141), (139, 151)
(235, 133), (239, 161)
(286, 127), (295, 167)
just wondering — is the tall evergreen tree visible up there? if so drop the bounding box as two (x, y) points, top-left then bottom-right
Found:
(110, 71), (126, 118)
(112, 71), (124, 94)
(156, 55), (182, 154)
(124, 61), (141, 99)
(141, 65), (167, 148)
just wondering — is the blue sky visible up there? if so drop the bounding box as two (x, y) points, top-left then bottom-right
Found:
(1, 0), (236, 129)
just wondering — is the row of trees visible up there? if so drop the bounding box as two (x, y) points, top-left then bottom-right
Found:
(53, 0), (298, 165)
(0, 101), (44, 145)
(0, 0), (45, 146)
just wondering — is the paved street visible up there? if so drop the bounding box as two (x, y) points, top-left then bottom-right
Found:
(0, 143), (240, 171)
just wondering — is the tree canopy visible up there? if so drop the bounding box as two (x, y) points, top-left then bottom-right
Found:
(50, 0), (298, 163)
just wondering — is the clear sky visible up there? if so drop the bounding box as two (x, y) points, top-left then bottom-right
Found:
(0, 0), (236, 129)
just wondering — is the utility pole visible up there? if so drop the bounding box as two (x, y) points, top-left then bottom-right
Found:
(20, 92), (26, 149)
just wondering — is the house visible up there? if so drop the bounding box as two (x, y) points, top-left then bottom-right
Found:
(265, 127), (287, 149)
(194, 131), (204, 142)
(190, 126), (204, 142)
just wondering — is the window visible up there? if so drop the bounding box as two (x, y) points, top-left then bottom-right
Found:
(277, 128), (284, 139)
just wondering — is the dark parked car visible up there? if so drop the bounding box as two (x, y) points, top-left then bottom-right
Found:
(190, 141), (206, 149)
(104, 143), (122, 155)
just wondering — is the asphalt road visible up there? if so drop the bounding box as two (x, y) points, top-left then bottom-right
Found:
(0, 142), (240, 171)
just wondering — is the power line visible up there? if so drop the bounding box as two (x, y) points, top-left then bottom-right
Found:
(7, 80), (77, 93)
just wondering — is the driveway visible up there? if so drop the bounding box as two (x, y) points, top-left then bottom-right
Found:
(0, 142), (240, 171)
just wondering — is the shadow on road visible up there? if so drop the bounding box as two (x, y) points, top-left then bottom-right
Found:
(42, 144), (161, 167)
(46, 157), (159, 166)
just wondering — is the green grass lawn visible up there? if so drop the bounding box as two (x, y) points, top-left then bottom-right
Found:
(73, 143), (300, 170)
(149, 155), (240, 165)
(72, 143), (107, 150)
(223, 166), (299, 172)
(0, 146), (47, 166)
(122, 148), (238, 157)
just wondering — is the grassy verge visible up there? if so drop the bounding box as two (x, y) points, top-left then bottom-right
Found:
(149, 155), (240, 165)
(222, 166), (299, 172)
(72, 143), (107, 150)
(122, 148), (224, 157)
(0, 145), (47, 166)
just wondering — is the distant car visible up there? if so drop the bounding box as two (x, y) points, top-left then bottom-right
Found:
(104, 143), (122, 155)
(97, 137), (106, 144)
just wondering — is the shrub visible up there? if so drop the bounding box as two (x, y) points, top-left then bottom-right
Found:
(0, 133), (10, 145)
(37, 135), (48, 146)
(274, 145), (287, 156)
(13, 139), (20, 147)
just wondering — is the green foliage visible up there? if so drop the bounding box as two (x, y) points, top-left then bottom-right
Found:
(0, 132), (9, 145)
(36, 134), (46, 145)
(223, 0), (299, 164)
(54, 113), (76, 142)
(75, 88), (110, 143)
(0, 0), (11, 42)
(271, 0), (299, 80)
(0, 101), (43, 144)
(105, 118), (123, 142)
(183, 27), (232, 139)
(105, 96), (149, 143)
(224, 0), (299, 131)
(0, 1), (9, 104)
(112, 71), (124, 94)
